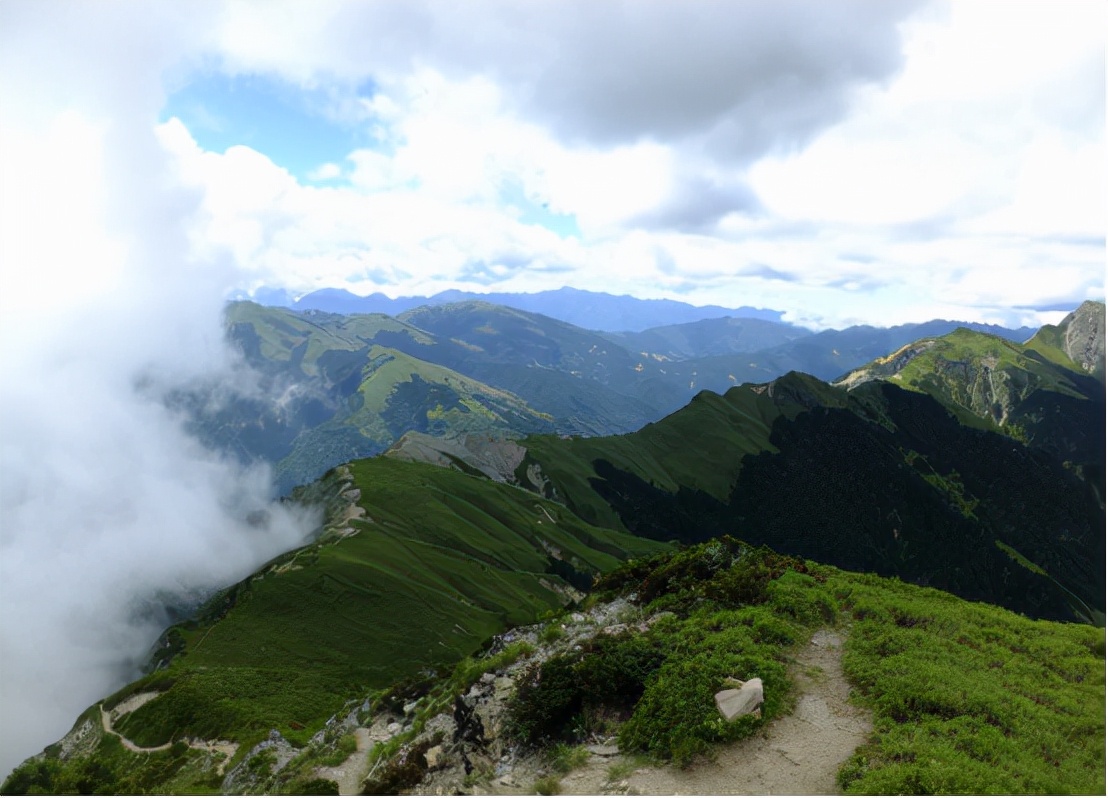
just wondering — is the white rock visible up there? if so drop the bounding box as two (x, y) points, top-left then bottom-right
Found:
(715, 677), (764, 721)
(425, 744), (444, 769)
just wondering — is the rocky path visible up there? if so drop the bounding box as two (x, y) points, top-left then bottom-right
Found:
(314, 726), (376, 796)
(556, 628), (872, 795)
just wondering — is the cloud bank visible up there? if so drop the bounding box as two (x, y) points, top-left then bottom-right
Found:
(0, 2), (318, 777)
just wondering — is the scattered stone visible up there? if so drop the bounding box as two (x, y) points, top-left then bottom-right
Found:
(715, 677), (764, 721)
(386, 722), (402, 735)
(425, 744), (444, 770)
(403, 700), (419, 715)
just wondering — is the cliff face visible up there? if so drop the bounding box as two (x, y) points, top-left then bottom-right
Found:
(1059, 300), (1105, 379)
(1027, 300), (1106, 381)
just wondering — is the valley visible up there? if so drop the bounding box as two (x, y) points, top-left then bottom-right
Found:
(3, 298), (1103, 795)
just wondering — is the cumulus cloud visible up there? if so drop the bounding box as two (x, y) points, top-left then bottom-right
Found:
(152, 0), (1100, 328)
(0, 1), (319, 778)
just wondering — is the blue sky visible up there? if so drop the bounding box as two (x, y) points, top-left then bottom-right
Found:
(162, 72), (372, 180)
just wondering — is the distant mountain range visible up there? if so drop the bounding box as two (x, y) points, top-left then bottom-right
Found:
(201, 298), (1038, 492)
(249, 286), (788, 331)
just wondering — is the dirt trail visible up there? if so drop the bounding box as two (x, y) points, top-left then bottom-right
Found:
(98, 694), (238, 766)
(99, 695), (174, 754)
(557, 628), (872, 795)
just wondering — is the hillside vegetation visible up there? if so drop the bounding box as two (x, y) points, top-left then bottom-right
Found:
(6, 538), (1102, 795)
(513, 366), (1103, 624)
(187, 301), (1040, 493)
(834, 303), (1105, 471)
(0, 458), (665, 792)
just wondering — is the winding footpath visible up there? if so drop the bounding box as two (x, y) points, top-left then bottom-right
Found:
(98, 692), (238, 768)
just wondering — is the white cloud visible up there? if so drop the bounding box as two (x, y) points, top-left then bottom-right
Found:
(308, 161), (343, 181)
(0, 1), (320, 779)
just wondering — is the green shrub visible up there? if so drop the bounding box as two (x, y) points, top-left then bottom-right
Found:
(548, 743), (590, 774)
(291, 776), (340, 794)
(507, 633), (666, 747)
(532, 774), (563, 794)
(539, 622), (567, 644)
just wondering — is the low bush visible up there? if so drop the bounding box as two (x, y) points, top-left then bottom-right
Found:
(507, 631), (667, 746)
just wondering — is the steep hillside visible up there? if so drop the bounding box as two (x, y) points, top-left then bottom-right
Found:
(0, 458), (667, 794)
(498, 370), (1103, 624)
(7, 538), (1102, 795)
(834, 309), (1105, 473)
(1025, 300), (1106, 380)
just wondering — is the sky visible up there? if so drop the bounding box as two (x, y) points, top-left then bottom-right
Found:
(0, 0), (1104, 780)
(1, 0), (1105, 333)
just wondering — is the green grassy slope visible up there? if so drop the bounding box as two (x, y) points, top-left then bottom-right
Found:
(226, 301), (434, 377)
(522, 372), (840, 529)
(6, 536), (1102, 795)
(834, 324), (1106, 475)
(99, 459), (666, 751)
(832, 571), (1104, 794)
(518, 372), (1103, 623)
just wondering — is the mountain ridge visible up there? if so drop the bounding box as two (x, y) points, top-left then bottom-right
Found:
(3, 302), (1104, 793)
(249, 286), (788, 332)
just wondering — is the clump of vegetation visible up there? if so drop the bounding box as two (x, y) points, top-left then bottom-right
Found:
(532, 774), (563, 794)
(314, 732), (357, 767)
(539, 621), (568, 644)
(507, 632), (667, 747)
(832, 573), (1105, 795)
(288, 776), (340, 794)
(547, 742), (591, 774)
(507, 539), (830, 765)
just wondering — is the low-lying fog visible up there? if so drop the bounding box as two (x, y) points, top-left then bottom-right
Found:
(0, 7), (320, 778)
